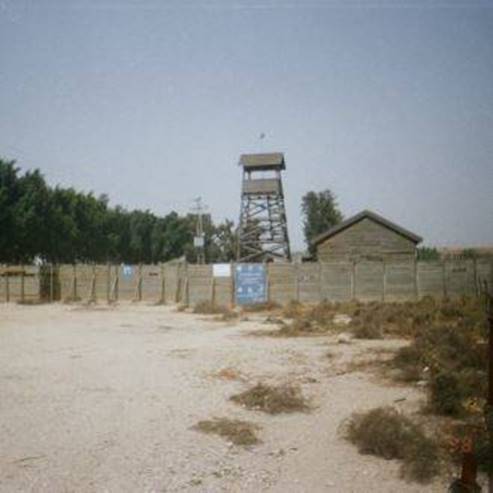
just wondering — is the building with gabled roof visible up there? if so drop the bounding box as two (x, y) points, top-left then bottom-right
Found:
(312, 210), (422, 262)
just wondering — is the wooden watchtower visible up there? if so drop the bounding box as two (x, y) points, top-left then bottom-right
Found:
(236, 153), (291, 262)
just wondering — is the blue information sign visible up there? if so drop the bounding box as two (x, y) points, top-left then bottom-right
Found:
(235, 263), (267, 305)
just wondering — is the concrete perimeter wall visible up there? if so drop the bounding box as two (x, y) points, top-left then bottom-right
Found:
(1, 259), (491, 305)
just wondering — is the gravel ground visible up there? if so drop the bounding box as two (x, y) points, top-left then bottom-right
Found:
(0, 303), (454, 492)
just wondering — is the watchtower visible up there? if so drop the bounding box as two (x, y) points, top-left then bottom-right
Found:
(237, 152), (291, 262)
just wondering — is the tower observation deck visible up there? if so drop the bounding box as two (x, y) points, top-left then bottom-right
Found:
(236, 152), (291, 262)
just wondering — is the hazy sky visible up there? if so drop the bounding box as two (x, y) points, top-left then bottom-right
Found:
(1, 0), (492, 250)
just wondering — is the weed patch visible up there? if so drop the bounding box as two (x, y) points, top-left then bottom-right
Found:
(391, 322), (487, 417)
(212, 367), (243, 381)
(242, 301), (281, 313)
(282, 300), (304, 318)
(345, 407), (440, 483)
(231, 383), (309, 414)
(193, 301), (236, 319)
(194, 418), (260, 446)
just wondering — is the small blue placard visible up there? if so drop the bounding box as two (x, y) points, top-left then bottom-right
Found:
(235, 263), (266, 305)
(122, 265), (133, 277)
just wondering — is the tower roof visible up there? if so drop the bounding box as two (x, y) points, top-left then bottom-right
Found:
(239, 153), (286, 171)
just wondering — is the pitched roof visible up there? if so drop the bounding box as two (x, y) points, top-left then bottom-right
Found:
(239, 153), (285, 170)
(311, 209), (423, 246)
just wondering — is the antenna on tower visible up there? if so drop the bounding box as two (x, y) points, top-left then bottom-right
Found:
(191, 197), (207, 264)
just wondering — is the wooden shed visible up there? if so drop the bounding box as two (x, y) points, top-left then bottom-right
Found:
(312, 210), (422, 262)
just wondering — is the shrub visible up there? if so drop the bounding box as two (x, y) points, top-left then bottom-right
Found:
(350, 320), (383, 339)
(282, 300), (304, 319)
(231, 383), (309, 414)
(389, 314), (487, 417)
(391, 345), (423, 382)
(345, 407), (439, 483)
(242, 301), (280, 313)
(193, 301), (236, 320)
(194, 418), (260, 446)
(429, 373), (463, 416)
(193, 301), (227, 314)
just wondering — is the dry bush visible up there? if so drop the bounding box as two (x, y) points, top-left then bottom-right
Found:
(345, 407), (440, 483)
(276, 301), (341, 336)
(350, 320), (383, 339)
(390, 345), (423, 382)
(282, 300), (305, 318)
(193, 301), (236, 319)
(216, 310), (239, 322)
(231, 383), (309, 414)
(176, 304), (188, 312)
(391, 321), (487, 417)
(62, 295), (82, 304)
(273, 297), (486, 343)
(194, 418), (260, 446)
(16, 299), (46, 305)
(242, 301), (281, 313)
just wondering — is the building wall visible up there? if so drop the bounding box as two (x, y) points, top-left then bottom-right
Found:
(316, 217), (417, 262)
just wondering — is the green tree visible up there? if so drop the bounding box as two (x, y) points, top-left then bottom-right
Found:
(301, 190), (343, 256)
(0, 156), (238, 265)
(417, 246), (441, 261)
(0, 159), (21, 261)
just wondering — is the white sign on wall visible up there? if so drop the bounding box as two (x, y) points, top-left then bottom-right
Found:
(194, 236), (205, 248)
(213, 263), (231, 278)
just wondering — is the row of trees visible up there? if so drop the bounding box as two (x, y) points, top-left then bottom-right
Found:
(1, 157), (347, 264)
(0, 159), (236, 264)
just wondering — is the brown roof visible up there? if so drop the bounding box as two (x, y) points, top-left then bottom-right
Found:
(311, 210), (423, 246)
(239, 153), (285, 170)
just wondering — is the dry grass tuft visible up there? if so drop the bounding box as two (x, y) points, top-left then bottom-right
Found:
(16, 299), (46, 305)
(194, 417), (260, 446)
(241, 301), (281, 313)
(231, 383), (309, 414)
(282, 300), (305, 318)
(212, 367), (243, 381)
(215, 310), (239, 322)
(193, 301), (237, 320)
(345, 407), (440, 483)
(350, 321), (383, 339)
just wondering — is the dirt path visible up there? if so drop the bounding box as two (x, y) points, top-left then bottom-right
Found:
(0, 303), (449, 492)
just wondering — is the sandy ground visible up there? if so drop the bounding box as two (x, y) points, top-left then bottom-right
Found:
(0, 303), (454, 492)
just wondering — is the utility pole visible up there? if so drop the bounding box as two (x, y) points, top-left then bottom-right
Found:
(191, 197), (206, 264)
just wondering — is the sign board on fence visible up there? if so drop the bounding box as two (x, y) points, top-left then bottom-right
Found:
(213, 263), (231, 278)
(193, 236), (204, 248)
(122, 265), (133, 277)
(235, 263), (266, 305)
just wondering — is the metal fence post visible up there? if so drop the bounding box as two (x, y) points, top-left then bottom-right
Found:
(295, 264), (300, 302)
(72, 264), (78, 301)
(442, 260), (448, 299)
(382, 260), (386, 302)
(136, 264), (143, 302)
(20, 265), (25, 303)
(114, 265), (119, 302)
(231, 261), (235, 307)
(351, 261), (357, 301)
(414, 259), (419, 301)
(89, 265), (97, 303)
(106, 263), (111, 303)
(5, 272), (10, 303)
(159, 264), (165, 304)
